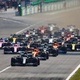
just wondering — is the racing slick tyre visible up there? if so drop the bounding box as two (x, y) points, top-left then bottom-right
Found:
(11, 58), (16, 66)
(33, 63), (38, 66)
(46, 53), (49, 59)
(53, 53), (58, 57)
(37, 59), (40, 66)
(37, 59), (40, 65)
(60, 46), (67, 54)
(4, 52), (7, 54)
(34, 59), (40, 66)
(63, 50), (67, 54)
(4, 50), (7, 54)
(52, 50), (58, 57)
(62, 47), (67, 54)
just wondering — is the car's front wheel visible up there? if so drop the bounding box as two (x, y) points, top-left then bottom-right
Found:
(11, 58), (16, 66)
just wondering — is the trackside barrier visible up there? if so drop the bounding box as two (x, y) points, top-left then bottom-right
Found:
(42, 1), (64, 12)
(26, 5), (40, 15)
(21, 7), (26, 16)
(25, 0), (80, 15)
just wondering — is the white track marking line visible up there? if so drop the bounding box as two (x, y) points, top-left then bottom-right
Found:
(16, 24), (36, 34)
(66, 64), (80, 80)
(3, 18), (44, 34)
(3, 18), (29, 25)
(16, 19), (45, 34)
(0, 66), (11, 74)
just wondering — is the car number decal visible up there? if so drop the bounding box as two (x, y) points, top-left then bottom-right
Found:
(14, 47), (17, 52)
(23, 57), (26, 64)
(72, 44), (76, 50)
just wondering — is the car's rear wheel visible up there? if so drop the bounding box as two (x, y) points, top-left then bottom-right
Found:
(33, 59), (40, 66)
(53, 51), (58, 57)
(4, 50), (8, 54)
(46, 53), (49, 59)
(37, 59), (40, 65)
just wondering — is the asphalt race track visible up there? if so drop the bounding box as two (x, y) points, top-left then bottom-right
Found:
(0, 7), (80, 80)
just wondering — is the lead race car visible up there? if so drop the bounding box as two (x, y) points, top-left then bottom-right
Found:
(11, 51), (40, 66)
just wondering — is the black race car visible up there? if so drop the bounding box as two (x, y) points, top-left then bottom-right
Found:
(18, 45), (49, 60)
(48, 47), (58, 56)
(11, 51), (40, 66)
(47, 43), (58, 57)
(65, 37), (80, 51)
(38, 47), (49, 60)
(66, 43), (80, 51)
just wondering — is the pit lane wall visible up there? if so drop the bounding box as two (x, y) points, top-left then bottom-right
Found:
(24, 0), (80, 15)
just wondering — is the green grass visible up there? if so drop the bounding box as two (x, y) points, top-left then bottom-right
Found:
(70, 68), (80, 80)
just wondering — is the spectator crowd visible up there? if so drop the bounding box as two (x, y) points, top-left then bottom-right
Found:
(0, 0), (21, 11)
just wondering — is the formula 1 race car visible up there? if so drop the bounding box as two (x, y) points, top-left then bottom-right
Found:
(18, 46), (49, 60)
(30, 43), (49, 60)
(47, 42), (67, 56)
(48, 47), (58, 56)
(18, 42), (49, 60)
(3, 44), (23, 54)
(47, 43), (59, 57)
(66, 43), (80, 51)
(38, 47), (49, 60)
(11, 51), (40, 66)
(65, 37), (80, 51)
(0, 40), (7, 49)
